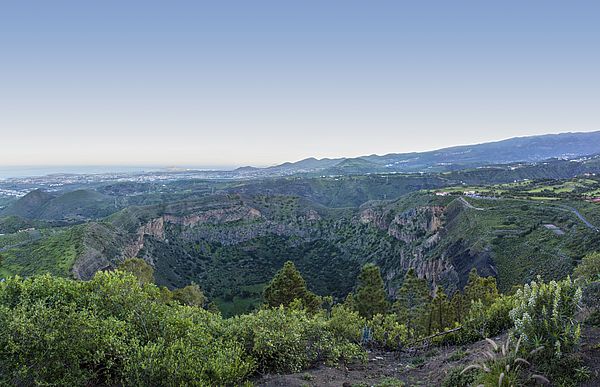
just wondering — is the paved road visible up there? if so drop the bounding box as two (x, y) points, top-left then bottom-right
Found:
(458, 196), (599, 232)
(458, 197), (485, 210)
(556, 205), (599, 232)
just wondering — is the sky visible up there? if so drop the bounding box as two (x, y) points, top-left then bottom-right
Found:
(1, 1), (600, 168)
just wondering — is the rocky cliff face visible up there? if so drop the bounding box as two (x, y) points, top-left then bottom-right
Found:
(359, 205), (453, 291)
(122, 205), (265, 259)
(71, 194), (495, 297)
(71, 223), (128, 280)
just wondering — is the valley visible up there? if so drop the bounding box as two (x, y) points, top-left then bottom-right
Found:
(2, 133), (600, 386)
(2, 145), (600, 316)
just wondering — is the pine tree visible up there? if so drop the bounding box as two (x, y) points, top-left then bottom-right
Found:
(450, 291), (466, 324)
(393, 268), (431, 338)
(343, 292), (358, 311)
(464, 268), (499, 308)
(429, 286), (451, 333)
(263, 261), (321, 311)
(355, 264), (389, 319)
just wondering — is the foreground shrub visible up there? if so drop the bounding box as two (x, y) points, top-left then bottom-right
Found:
(440, 294), (515, 345)
(0, 273), (253, 385)
(0, 301), (129, 385)
(441, 366), (480, 387)
(370, 313), (408, 350)
(226, 305), (365, 373)
(463, 294), (515, 339)
(510, 276), (582, 359)
(574, 252), (600, 283)
(327, 304), (365, 342)
(461, 337), (549, 387)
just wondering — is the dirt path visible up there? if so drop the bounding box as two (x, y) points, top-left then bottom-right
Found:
(580, 326), (600, 387)
(257, 327), (600, 387)
(257, 334), (503, 386)
(555, 205), (599, 232)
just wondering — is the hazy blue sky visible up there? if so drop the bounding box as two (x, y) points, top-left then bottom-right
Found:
(1, 1), (599, 167)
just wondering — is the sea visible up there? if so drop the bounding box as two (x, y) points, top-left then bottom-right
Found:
(0, 165), (237, 179)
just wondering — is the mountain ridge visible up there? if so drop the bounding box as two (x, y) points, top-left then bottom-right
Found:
(250, 130), (600, 176)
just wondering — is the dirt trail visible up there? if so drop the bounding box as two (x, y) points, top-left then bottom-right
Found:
(257, 327), (600, 387)
(257, 334), (503, 386)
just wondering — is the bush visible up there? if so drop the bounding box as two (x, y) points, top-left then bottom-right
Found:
(0, 272), (253, 386)
(574, 252), (600, 283)
(441, 366), (480, 387)
(510, 276), (582, 359)
(327, 304), (365, 343)
(369, 313), (408, 350)
(462, 294), (515, 340)
(225, 306), (365, 373)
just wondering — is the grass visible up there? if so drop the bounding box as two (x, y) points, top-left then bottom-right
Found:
(447, 349), (468, 362)
(0, 226), (83, 279)
(215, 283), (265, 317)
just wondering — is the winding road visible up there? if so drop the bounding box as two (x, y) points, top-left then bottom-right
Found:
(555, 205), (599, 232)
(458, 196), (599, 232)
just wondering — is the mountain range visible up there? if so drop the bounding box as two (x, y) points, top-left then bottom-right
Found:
(234, 131), (600, 176)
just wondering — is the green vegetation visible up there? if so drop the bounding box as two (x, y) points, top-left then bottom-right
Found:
(0, 271), (365, 385)
(393, 268), (431, 339)
(461, 337), (549, 387)
(510, 276), (582, 359)
(574, 252), (600, 282)
(0, 226), (83, 278)
(171, 283), (206, 307)
(263, 260), (321, 312)
(355, 263), (389, 319)
(0, 255), (592, 385)
(117, 257), (155, 284)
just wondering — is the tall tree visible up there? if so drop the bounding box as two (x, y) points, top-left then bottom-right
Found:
(450, 291), (466, 324)
(393, 268), (431, 338)
(464, 268), (499, 308)
(355, 264), (389, 319)
(263, 261), (321, 311)
(429, 286), (451, 333)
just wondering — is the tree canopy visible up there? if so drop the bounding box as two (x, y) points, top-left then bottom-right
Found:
(263, 261), (321, 311)
(355, 263), (389, 319)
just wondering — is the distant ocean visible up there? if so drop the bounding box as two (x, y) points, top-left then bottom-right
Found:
(0, 166), (157, 179)
(0, 165), (237, 179)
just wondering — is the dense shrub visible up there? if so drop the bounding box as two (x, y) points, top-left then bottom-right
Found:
(327, 304), (365, 342)
(462, 294), (515, 339)
(574, 252), (600, 282)
(0, 273), (254, 385)
(441, 366), (480, 387)
(225, 305), (364, 373)
(510, 276), (582, 359)
(369, 313), (408, 350)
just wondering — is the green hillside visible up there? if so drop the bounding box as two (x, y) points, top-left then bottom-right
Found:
(2, 186), (598, 316)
